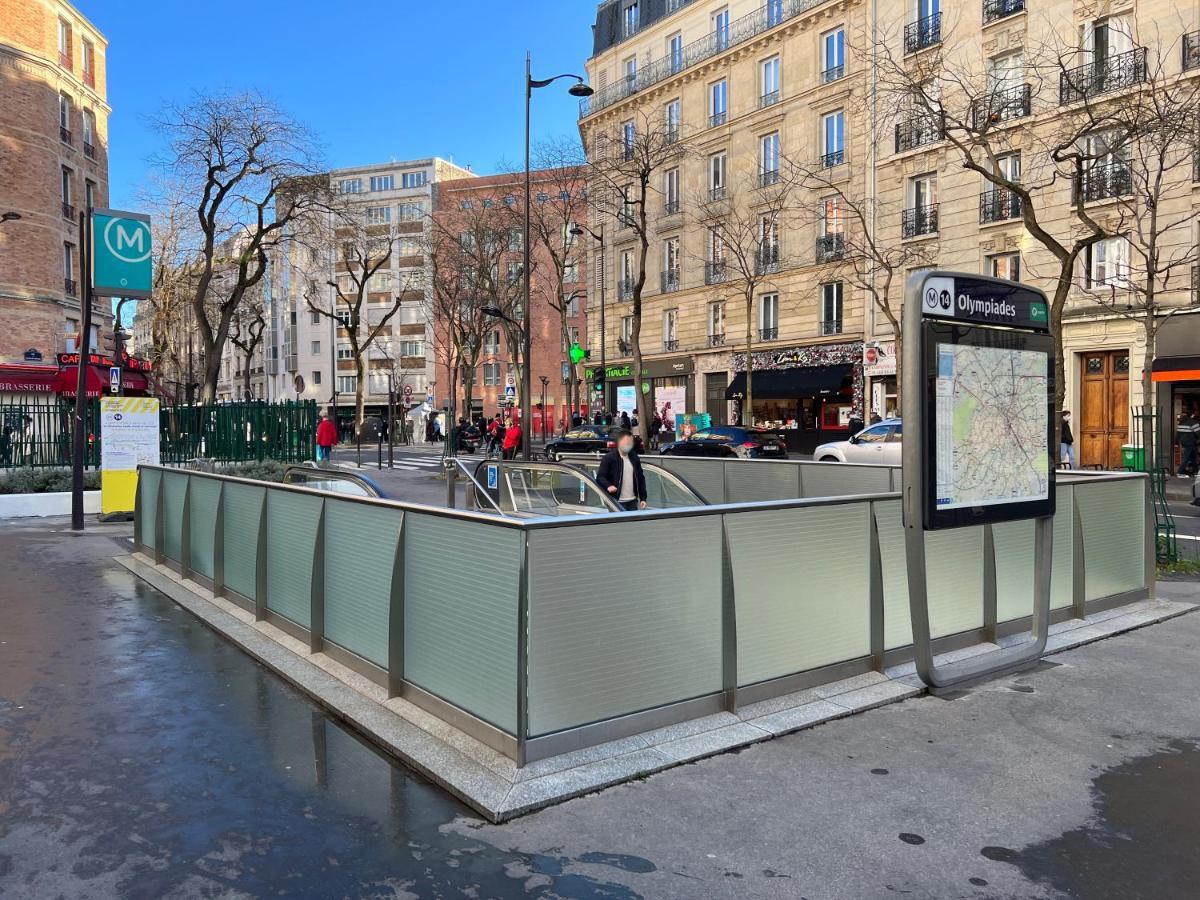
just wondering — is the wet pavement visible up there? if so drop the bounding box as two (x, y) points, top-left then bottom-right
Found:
(2, 516), (1200, 898)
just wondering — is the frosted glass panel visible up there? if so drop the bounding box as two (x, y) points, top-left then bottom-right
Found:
(266, 491), (322, 627)
(1051, 485), (1074, 610)
(527, 516), (723, 735)
(323, 500), (401, 667)
(188, 478), (221, 580)
(404, 514), (519, 734)
(726, 504), (871, 685)
(724, 463), (800, 503)
(649, 457), (727, 504)
(875, 500), (912, 650)
(1077, 479), (1145, 600)
(222, 482), (264, 601)
(162, 471), (188, 563)
(802, 464), (892, 499)
(138, 468), (160, 551)
(993, 519), (1035, 623)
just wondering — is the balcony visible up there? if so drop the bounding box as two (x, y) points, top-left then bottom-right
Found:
(618, 278), (635, 299)
(901, 203), (939, 238)
(665, 126), (680, 145)
(819, 149), (845, 169)
(760, 90), (781, 109)
(821, 319), (844, 336)
(759, 327), (779, 341)
(1078, 161), (1132, 203)
(979, 188), (1023, 223)
(815, 233), (845, 263)
(982, 0), (1024, 24)
(822, 64), (845, 83)
(60, 126), (73, 146)
(83, 67), (95, 88)
(661, 268), (681, 293)
(904, 13), (941, 55)
(1059, 47), (1146, 105)
(971, 83), (1031, 129)
(1184, 31), (1200, 71)
(663, 338), (680, 352)
(759, 169), (781, 188)
(895, 116), (943, 153)
(61, 202), (75, 220)
(757, 243), (781, 274)
(64, 278), (77, 297)
(708, 185), (727, 202)
(705, 261), (728, 284)
(707, 333), (726, 347)
(663, 199), (680, 216)
(709, 110), (728, 128)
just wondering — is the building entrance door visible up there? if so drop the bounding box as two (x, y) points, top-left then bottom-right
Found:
(1079, 350), (1129, 468)
(705, 372), (728, 425)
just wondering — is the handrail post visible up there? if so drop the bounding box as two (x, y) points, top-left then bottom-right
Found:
(517, 530), (530, 765)
(309, 498), (326, 653)
(1143, 474), (1156, 599)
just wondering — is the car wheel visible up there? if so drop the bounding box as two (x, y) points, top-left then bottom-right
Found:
(818, 455), (840, 462)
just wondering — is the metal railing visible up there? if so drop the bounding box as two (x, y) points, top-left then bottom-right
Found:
(60, 126), (72, 145)
(971, 83), (1031, 129)
(759, 168), (781, 187)
(760, 90), (781, 108)
(707, 333), (727, 347)
(895, 116), (943, 153)
(820, 319), (843, 335)
(980, 188), (1023, 223)
(618, 278), (634, 299)
(708, 185), (727, 202)
(820, 149), (845, 168)
(982, 0), (1024, 24)
(61, 202), (75, 220)
(822, 64), (845, 83)
(661, 268), (681, 293)
(1186, 31), (1200, 71)
(1078, 161), (1132, 203)
(709, 110), (728, 128)
(706, 261), (728, 284)
(663, 199), (680, 215)
(64, 278), (77, 296)
(901, 203), (939, 238)
(1059, 47), (1146, 105)
(1193, 265), (1199, 304)
(904, 13), (941, 54)
(816, 233), (845, 262)
(663, 338), (680, 352)
(759, 326), (779, 340)
(757, 243), (781, 274)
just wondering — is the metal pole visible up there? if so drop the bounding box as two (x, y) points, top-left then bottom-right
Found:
(598, 223), (606, 416)
(70, 208), (92, 531)
(387, 372), (394, 468)
(522, 52), (534, 461)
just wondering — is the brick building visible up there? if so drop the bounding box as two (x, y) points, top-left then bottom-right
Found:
(0, 0), (111, 378)
(432, 170), (589, 433)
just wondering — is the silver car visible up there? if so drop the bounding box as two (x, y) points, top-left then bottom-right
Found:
(812, 419), (903, 464)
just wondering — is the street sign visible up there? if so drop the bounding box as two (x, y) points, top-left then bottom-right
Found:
(91, 209), (152, 298)
(504, 384), (516, 397)
(23, 348), (43, 362)
(901, 270), (1056, 691)
(403, 383), (413, 400)
(108, 366), (121, 394)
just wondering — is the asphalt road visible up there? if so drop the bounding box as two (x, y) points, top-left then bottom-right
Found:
(2, 517), (1199, 898)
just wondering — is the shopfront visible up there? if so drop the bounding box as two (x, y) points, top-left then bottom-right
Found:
(1152, 311), (1200, 471)
(726, 341), (864, 454)
(862, 339), (898, 419)
(587, 356), (695, 432)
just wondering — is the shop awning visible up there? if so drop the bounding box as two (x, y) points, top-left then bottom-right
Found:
(0, 365), (59, 394)
(1151, 356), (1200, 383)
(725, 364), (852, 400)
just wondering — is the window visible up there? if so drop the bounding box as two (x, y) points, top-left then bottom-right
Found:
(761, 132), (781, 182)
(63, 242), (74, 279)
(664, 98), (681, 141)
(989, 252), (1021, 281)
(311, 340), (321, 355)
(619, 184), (635, 226)
(709, 151), (728, 196)
(821, 196), (844, 236)
(909, 173), (937, 208)
(713, 7), (730, 50)
(623, 1), (640, 36)
(766, 0), (784, 26)
(460, 199), (473, 210)
(57, 18), (71, 66)
(484, 330), (501, 354)
(82, 109), (95, 153)
(622, 120), (636, 158)
(760, 214), (779, 256)
(624, 56), (637, 88)
(761, 56), (781, 106)
(310, 310), (321, 325)
(65, 317), (78, 351)
(822, 109), (845, 166)
(823, 28), (846, 81)
(338, 178), (362, 194)
(821, 282), (844, 334)
(708, 301), (726, 339)
(504, 260), (522, 284)
(1088, 235), (1131, 288)
(398, 202), (425, 221)
(709, 79), (728, 126)
(369, 174), (394, 191)
(663, 308), (679, 348)
(61, 166), (72, 207)
(367, 272), (391, 293)
(338, 376), (358, 393)
(759, 293), (779, 338)
(668, 32), (684, 72)
(508, 228), (524, 251)
(565, 294), (580, 316)
(85, 179), (95, 209)
(365, 206), (392, 224)
(81, 39), (94, 85)
(664, 167), (680, 213)
(619, 250), (635, 295)
(313, 370), (322, 386)
(59, 93), (72, 142)
(337, 346), (354, 360)
(401, 171), (427, 189)
(483, 362), (502, 386)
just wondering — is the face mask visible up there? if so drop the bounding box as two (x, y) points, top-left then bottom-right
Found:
(618, 441), (633, 455)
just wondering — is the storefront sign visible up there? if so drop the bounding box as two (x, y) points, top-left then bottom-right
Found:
(862, 341), (896, 377)
(23, 348), (43, 362)
(654, 385), (686, 433)
(616, 385), (637, 416)
(57, 352), (152, 373)
(100, 397), (160, 516)
(586, 357), (694, 382)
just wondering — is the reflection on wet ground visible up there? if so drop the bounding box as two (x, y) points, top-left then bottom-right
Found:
(0, 523), (648, 897)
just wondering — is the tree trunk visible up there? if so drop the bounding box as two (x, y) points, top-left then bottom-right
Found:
(744, 297), (754, 427)
(354, 352), (366, 435)
(892, 329), (903, 417)
(630, 308), (650, 442)
(243, 353), (253, 399)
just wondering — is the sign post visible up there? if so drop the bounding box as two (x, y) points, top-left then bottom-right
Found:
(99, 397), (160, 520)
(902, 271), (1055, 690)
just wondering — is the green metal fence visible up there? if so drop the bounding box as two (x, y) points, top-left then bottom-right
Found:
(0, 398), (316, 469)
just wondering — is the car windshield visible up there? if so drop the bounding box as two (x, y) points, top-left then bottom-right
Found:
(565, 428), (597, 439)
(856, 425), (892, 443)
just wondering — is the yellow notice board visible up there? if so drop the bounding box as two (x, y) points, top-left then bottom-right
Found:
(100, 397), (160, 515)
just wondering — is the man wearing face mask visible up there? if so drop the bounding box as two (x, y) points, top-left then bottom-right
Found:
(596, 429), (647, 511)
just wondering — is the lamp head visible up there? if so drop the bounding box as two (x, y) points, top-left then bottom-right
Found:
(568, 82), (594, 98)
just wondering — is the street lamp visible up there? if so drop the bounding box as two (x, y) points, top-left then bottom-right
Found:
(524, 53), (593, 460)
(538, 374), (550, 439)
(570, 221), (605, 417)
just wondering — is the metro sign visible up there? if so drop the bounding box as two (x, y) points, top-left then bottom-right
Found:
(92, 209), (153, 298)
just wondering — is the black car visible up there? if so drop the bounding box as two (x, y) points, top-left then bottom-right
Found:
(544, 425), (645, 460)
(659, 426), (789, 459)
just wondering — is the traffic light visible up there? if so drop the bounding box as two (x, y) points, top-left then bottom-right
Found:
(593, 376), (605, 395)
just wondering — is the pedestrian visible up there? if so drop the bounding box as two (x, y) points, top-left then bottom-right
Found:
(432, 416), (443, 443)
(572, 411), (583, 428)
(0, 425), (12, 466)
(502, 417), (522, 459)
(1176, 410), (1198, 476)
(869, 411), (883, 425)
(847, 413), (864, 436)
(1060, 410), (1075, 469)
(649, 413), (663, 449)
(596, 429), (647, 512)
(620, 410), (630, 430)
(630, 412), (638, 429)
(315, 411), (337, 462)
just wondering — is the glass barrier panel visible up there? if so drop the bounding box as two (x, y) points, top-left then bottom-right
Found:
(646, 457), (727, 504)
(222, 482), (265, 602)
(801, 464), (892, 499)
(323, 500), (401, 667)
(265, 491), (322, 627)
(1051, 485), (1075, 610)
(138, 468), (160, 551)
(187, 477), (221, 580)
(162, 471), (188, 563)
(724, 462), (801, 503)
(505, 467), (609, 515)
(1076, 479), (1145, 600)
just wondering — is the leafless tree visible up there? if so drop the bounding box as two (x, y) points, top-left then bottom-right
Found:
(228, 291), (266, 400)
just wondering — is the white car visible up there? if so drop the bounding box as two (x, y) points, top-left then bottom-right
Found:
(813, 419), (903, 464)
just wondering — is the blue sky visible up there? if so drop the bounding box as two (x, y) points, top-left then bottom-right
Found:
(74, 0), (597, 208)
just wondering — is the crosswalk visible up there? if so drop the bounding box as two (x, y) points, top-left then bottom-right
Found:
(333, 449), (445, 473)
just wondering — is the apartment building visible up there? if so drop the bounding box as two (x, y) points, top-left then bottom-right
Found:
(580, 0), (1200, 461)
(268, 158), (474, 424)
(0, 0), (111, 380)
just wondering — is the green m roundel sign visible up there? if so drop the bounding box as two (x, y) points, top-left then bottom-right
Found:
(91, 208), (152, 297)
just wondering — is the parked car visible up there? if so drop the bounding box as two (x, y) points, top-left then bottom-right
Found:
(659, 426), (789, 459)
(544, 426), (644, 461)
(812, 419), (902, 464)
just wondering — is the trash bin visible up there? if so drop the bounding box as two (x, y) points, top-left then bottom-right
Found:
(1120, 444), (1145, 471)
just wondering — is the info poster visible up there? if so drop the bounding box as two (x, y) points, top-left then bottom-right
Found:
(616, 385), (637, 417)
(655, 386), (686, 434)
(100, 397), (160, 515)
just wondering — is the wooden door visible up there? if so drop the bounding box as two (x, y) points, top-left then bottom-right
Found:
(1079, 351), (1129, 468)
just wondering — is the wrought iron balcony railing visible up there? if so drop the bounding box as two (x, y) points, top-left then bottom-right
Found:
(665, 127), (680, 145)
(895, 116), (944, 153)
(580, 0), (830, 117)
(661, 268), (681, 293)
(1193, 265), (1200, 304)
(757, 243), (781, 274)
(819, 149), (845, 168)
(663, 199), (680, 216)
(709, 110), (728, 128)
(982, 0), (1024, 24)
(708, 185), (727, 202)
(904, 13), (941, 54)
(759, 169), (781, 188)
(759, 327), (779, 341)
(979, 188), (1023, 223)
(971, 83), (1031, 129)
(705, 261), (728, 284)
(1078, 161), (1132, 202)
(618, 278), (635, 299)
(1184, 31), (1200, 71)
(83, 141), (96, 160)
(64, 278), (77, 297)
(60, 126), (72, 145)
(663, 338), (680, 352)
(901, 203), (939, 238)
(815, 233), (845, 262)
(760, 90), (781, 108)
(617, 339), (632, 355)
(822, 64), (845, 83)
(1059, 47), (1146, 105)
(707, 333), (726, 347)
(61, 202), (75, 220)
(820, 319), (843, 336)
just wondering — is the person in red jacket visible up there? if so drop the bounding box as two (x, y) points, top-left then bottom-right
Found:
(316, 411), (337, 462)
(501, 417), (522, 460)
